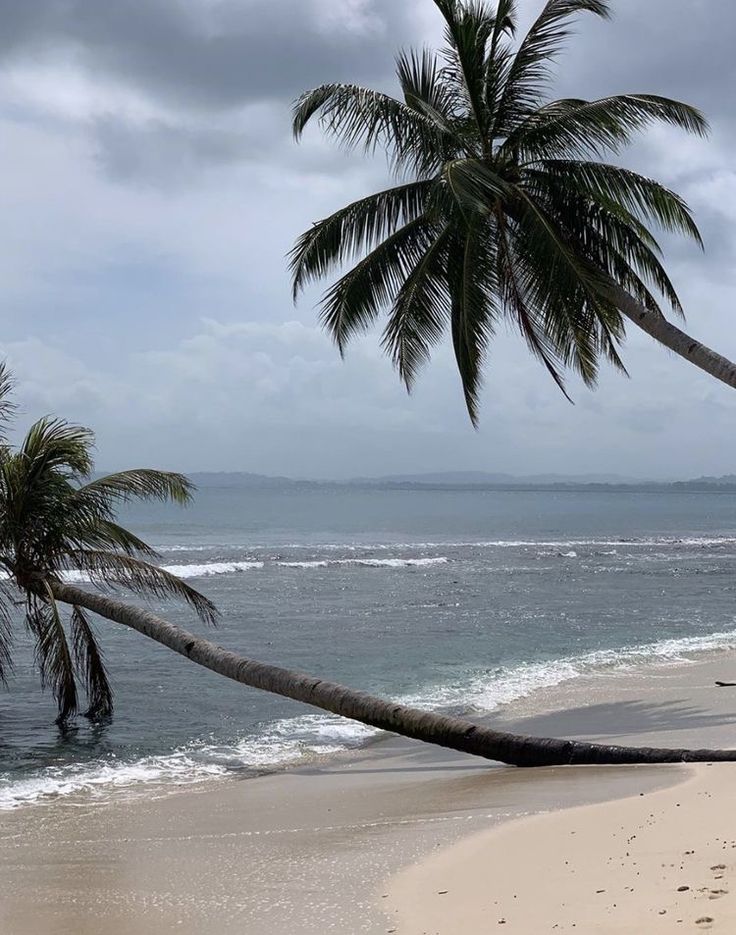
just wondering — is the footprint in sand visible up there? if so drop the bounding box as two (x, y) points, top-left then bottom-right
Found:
(696, 918), (715, 929)
(708, 889), (729, 900)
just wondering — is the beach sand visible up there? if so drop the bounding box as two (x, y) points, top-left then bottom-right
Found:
(2, 653), (736, 933)
(389, 764), (736, 933)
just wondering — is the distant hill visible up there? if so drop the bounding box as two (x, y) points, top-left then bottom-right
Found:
(362, 471), (643, 486)
(188, 472), (300, 489)
(679, 474), (736, 487)
(184, 470), (736, 491)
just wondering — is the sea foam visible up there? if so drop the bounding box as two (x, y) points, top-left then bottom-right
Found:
(4, 625), (736, 810)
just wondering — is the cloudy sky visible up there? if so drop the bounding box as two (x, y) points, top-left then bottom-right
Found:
(1, 0), (734, 479)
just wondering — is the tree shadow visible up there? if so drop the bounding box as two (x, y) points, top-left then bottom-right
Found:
(498, 698), (736, 740)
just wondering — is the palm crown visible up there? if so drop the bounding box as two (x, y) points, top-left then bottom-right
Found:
(290, 0), (707, 424)
(0, 367), (216, 722)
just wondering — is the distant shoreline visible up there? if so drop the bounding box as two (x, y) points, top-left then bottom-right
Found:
(184, 473), (736, 494)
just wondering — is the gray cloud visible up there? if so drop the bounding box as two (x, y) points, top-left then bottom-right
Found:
(0, 0), (734, 478)
(559, 0), (736, 122)
(0, 0), (424, 110)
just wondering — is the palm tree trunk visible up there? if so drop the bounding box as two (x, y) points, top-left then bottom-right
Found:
(612, 285), (736, 390)
(51, 581), (736, 767)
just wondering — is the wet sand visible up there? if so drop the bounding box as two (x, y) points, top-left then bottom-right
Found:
(2, 653), (736, 934)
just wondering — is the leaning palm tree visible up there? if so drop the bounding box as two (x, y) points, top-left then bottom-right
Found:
(2, 369), (735, 765)
(290, 0), (736, 424)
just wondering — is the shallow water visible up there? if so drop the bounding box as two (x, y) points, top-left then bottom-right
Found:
(2, 485), (736, 808)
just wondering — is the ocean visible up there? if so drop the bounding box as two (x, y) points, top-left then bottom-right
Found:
(2, 485), (736, 809)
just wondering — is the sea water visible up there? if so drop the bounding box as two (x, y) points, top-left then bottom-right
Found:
(2, 485), (736, 808)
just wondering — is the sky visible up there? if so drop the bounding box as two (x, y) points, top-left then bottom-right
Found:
(0, 0), (735, 480)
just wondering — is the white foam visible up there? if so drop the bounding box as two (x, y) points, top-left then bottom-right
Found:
(0, 717), (375, 811)
(307, 536), (736, 551)
(5, 624), (736, 811)
(58, 561), (265, 583)
(0, 753), (228, 811)
(60, 557), (447, 582)
(160, 561), (265, 578)
(277, 560), (330, 569)
(278, 557), (448, 569)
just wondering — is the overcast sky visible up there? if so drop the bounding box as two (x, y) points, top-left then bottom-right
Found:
(1, 0), (734, 479)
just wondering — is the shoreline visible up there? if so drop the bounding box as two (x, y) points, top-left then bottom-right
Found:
(3, 652), (736, 932)
(4, 633), (736, 813)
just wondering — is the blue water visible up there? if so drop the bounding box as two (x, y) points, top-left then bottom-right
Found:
(2, 486), (736, 807)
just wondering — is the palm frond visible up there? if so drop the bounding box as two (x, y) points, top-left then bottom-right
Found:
(535, 160), (703, 245)
(448, 229), (499, 425)
(289, 181), (433, 300)
(510, 189), (618, 384)
(484, 0), (518, 127)
(382, 227), (453, 388)
(434, 0), (497, 142)
(20, 418), (95, 483)
(28, 591), (78, 723)
(0, 362), (17, 445)
(443, 158), (511, 216)
(496, 215), (571, 397)
(506, 95), (708, 160)
(292, 83), (448, 177)
(396, 49), (455, 131)
(73, 519), (160, 558)
(495, 0), (611, 133)
(70, 551), (219, 626)
(318, 216), (438, 353)
(76, 469), (193, 507)
(70, 605), (113, 719)
(0, 587), (15, 684)
(525, 166), (687, 315)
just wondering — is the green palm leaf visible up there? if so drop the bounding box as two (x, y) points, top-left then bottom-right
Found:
(70, 550), (218, 626)
(0, 388), (220, 722)
(77, 470), (193, 506)
(507, 95), (707, 160)
(382, 227), (454, 388)
(70, 605), (113, 719)
(292, 84), (448, 177)
(29, 589), (78, 723)
(495, 0), (610, 133)
(289, 181), (433, 299)
(292, 0), (717, 423)
(318, 216), (439, 353)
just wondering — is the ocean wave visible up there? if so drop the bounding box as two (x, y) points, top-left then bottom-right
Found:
(59, 557), (448, 582)
(159, 561), (265, 578)
(278, 557), (449, 569)
(0, 754), (229, 811)
(61, 561), (265, 584)
(0, 717), (375, 811)
(153, 535), (736, 555)
(4, 625), (736, 810)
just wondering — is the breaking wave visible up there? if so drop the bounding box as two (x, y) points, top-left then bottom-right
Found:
(3, 625), (736, 810)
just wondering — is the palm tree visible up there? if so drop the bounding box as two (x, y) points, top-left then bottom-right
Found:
(290, 0), (736, 424)
(0, 368), (217, 723)
(2, 368), (735, 765)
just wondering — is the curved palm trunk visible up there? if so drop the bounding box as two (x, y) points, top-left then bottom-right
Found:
(51, 581), (736, 767)
(613, 285), (736, 390)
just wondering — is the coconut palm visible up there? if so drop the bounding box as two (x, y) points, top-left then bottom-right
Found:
(0, 369), (217, 723)
(290, 0), (736, 424)
(2, 368), (735, 765)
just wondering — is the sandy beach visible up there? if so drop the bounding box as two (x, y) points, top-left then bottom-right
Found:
(2, 653), (736, 933)
(389, 764), (736, 932)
